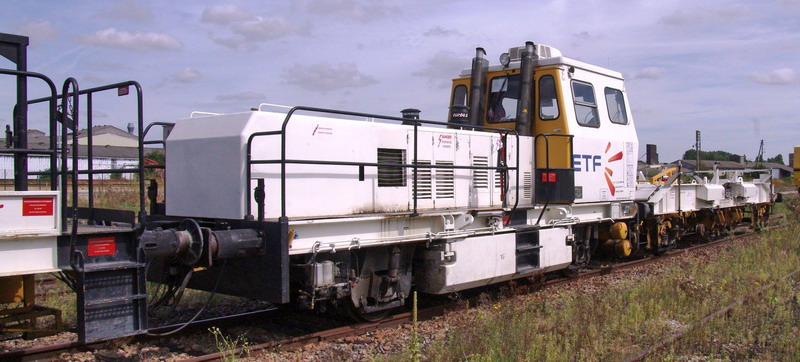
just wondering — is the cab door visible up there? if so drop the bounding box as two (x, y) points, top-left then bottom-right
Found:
(532, 68), (575, 204)
(480, 69), (521, 133)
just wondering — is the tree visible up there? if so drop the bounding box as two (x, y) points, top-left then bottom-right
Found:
(144, 149), (165, 180)
(681, 149), (737, 162)
(145, 149), (164, 164)
(766, 154), (784, 165)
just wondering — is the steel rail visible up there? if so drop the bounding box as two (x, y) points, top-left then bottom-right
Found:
(0, 308), (279, 361)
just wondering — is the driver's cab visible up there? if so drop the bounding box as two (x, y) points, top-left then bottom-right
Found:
(448, 43), (638, 206)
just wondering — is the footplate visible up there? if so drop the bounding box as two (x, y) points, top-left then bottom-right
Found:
(77, 261), (147, 342)
(59, 229), (147, 343)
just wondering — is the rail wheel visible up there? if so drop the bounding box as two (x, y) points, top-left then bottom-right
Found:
(654, 218), (674, 255)
(694, 224), (710, 243)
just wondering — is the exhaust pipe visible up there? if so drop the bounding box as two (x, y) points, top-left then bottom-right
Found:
(468, 47), (488, 128)
(515, 41), (536, 136)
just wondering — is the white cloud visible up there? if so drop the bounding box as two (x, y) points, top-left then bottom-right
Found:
(423, 26), (461, 37)
(80, 61), (129, 69)
(572, 31), (603, 40)
(201, 4), (254, 25)
(106, 1), (153, 22)
(749, 68), (797, 85)
(658, 5), (749, 26)
(79, 28), (182, 51)
(154, 67), (203, 88)
(232, 16), (306, 42)
(412, 51), (467, 88)
(216, 92), (265, 102)
(201, 5), (303, 48)
(283, 62), (378, 92)
(82, 73), (106, 84)
(173, 68), (202, 83)
(15, 20), (58, 44)
(634, 67), (666, 80)
(305, 0), (397, 22)
(211, 34), (247, 49)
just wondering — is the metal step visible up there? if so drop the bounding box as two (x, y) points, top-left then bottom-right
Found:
(515, 229), (541, 273)
(516, 265), (539, 275)
(516, 244), (542, 252)
(82, 261), (145, 272)
(58, 228), (148, 343)
(78, 264), (147, 343)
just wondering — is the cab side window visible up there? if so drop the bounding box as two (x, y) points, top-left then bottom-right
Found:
(452, 85), (467, 106)
(604, 87), (628, 125)
(486, 75), (520, 123)
(538, 75), (559, 120)
(572, 81), (599, 127)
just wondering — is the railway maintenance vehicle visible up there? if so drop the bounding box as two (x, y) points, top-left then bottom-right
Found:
(0, 34), (774, 343)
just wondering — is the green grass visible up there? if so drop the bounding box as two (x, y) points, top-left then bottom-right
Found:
(403, 212), (800, 361)
(37, 277), (76, 329)
(656, 275), (800, 360)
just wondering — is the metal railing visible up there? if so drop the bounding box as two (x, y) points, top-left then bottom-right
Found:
(533, 133), (575, 225)
(29, 80), (147, 226)
(245, 106), (521, 222)
(0, 68), (59, 190)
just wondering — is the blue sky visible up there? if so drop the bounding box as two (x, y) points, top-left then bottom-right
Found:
(1, 0), (798, 163)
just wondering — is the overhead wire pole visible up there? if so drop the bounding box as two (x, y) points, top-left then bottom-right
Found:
(695, 130), (701, 173)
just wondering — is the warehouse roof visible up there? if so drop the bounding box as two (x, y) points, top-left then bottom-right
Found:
(1, 128), (155, 159)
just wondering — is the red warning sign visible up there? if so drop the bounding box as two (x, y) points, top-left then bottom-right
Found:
(22, 197), (54, 216)
(88, 237), (116, 257)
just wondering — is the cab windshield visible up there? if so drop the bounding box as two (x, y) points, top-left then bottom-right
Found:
(486, 74), (520, 123)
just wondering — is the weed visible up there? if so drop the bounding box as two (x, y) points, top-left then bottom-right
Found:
(209, 326), (251, 361)
(407, 291), (421, 362)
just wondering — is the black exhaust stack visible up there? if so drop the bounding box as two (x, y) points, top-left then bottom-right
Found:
(515, 41), (535, 136)
(468, 47), (488, 127)
(401, 108), (420, 126)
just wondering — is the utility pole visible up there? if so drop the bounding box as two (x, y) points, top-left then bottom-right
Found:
(695, 130), (701, 173)
(756, 139), (764, 168)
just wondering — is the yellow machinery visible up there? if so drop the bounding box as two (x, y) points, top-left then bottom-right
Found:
(0, 275), (63, 339)
(648, 167), (677, 185)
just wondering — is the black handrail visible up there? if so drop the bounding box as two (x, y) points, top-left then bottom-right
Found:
(140, 121), (174, 201)
(0, 68), (59, 189)
(533, 133), (575, 225)
(245, 106), (520, 221)
(62, 77), (80, 268)
(30, 81), (147, 227)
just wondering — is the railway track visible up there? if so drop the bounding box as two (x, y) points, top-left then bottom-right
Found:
(0, 222), (784, 361)
(0, 308), (278, 361)
(184, 224), (784, 361)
